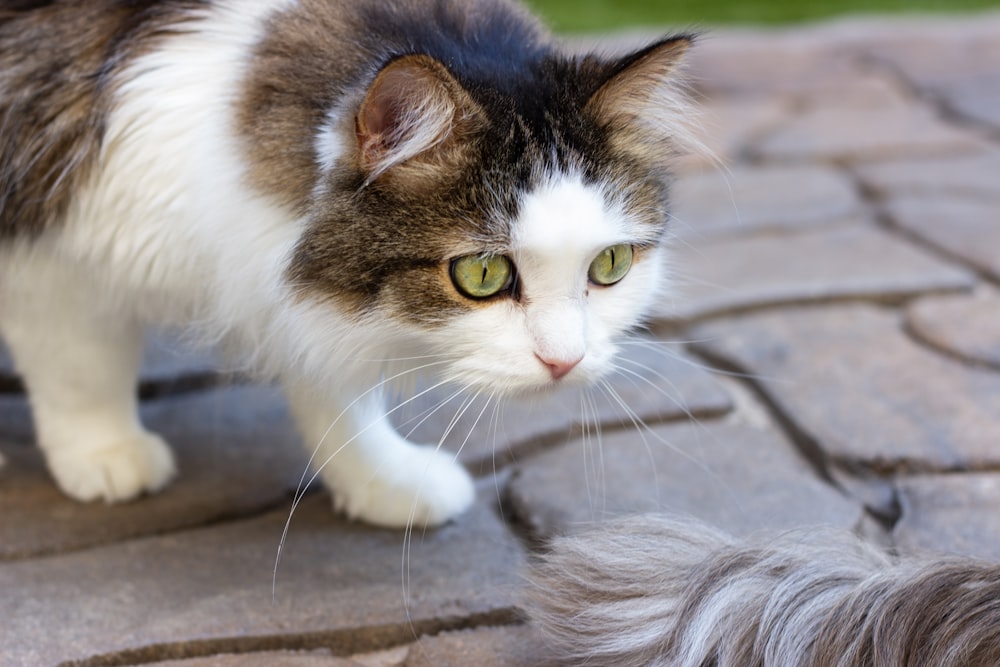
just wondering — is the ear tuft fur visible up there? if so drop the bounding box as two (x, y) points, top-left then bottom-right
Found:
(355, 55), (480, 182)
(585, 36), (705, 162)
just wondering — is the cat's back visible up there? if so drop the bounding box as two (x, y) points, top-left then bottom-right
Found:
(0, 0), (548, 240)
(0, 1), (214, 238)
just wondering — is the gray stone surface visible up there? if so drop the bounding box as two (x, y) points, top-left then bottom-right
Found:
(752, 105), (985, 163)
(906, 291), (1000, 370)
(685, 29), (861, 97)
(0, 487), (523, 666)
(393, 342), (732, 475)
(654, 223), (975, 324)
(882, 195), (1000, 282)
(404, 626), (547, 667)
(507, 419), (862, 541)
(692, 305), (1000, 472)
(894, 474), (1000, 561)
(672, 98), (794, 173)
(933, 74), (1000, 131)
(671, 164), (863, 236)
(854, 150), (1000, 200)
(144, 651), (364, 667)
(0, 386), (306, 559)
(863, 29), (1000, 129)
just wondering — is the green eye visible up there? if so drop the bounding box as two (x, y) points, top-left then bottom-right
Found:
(451, 254), (514, 299)
(588, 244), (633, 286)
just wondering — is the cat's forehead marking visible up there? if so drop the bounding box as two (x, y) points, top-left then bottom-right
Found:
(514, 174), (625, 253)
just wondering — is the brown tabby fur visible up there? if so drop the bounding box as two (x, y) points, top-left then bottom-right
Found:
(0, 0), (205, 238)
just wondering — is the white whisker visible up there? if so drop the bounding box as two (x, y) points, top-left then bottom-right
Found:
(621, 336), (790, 385)
(396, 385), (468, 440)
(598, 378), (661, 502)
(581, 386), (606, 517)
(273, 361), (454, 600)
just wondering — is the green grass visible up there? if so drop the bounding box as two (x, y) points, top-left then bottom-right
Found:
(523, 0), (1000, 31)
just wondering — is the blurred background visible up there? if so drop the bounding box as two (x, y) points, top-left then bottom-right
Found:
(524, 0), (1000, 31)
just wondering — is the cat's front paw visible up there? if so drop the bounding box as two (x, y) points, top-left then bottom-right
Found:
(46, 431), (177, 503)
(333, 445), (475, 528)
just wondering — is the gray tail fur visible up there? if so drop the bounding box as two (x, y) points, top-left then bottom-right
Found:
(525, 515), (1000, 666)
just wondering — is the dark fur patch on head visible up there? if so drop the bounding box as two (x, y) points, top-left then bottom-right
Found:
(238, 0), (691, 325)
(0, 0), (207, 239)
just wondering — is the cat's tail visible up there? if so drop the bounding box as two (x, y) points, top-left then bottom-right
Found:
(525, 514), (1000, 667)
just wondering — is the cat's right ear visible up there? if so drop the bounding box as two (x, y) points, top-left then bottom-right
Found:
(354, 55), (484, 183)
(584, 35), (701, 161)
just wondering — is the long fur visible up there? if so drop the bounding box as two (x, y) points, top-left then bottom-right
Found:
(0, 0), (698, 525)
(526, 515), (1000, 666)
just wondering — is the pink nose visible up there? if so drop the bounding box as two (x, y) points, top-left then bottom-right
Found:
(536, 353), (583, 380)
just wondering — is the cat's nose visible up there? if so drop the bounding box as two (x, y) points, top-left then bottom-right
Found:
(536, 353), (583, 380)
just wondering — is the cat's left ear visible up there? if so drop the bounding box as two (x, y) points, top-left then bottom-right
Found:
(585, 35), (698, 157)
(354, 54), (485, 183)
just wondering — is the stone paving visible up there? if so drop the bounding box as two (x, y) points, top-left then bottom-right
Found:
(3, 12), (1000, 666)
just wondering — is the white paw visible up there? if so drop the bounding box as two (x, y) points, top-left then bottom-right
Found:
(333, 445), (475, 528)
(46, 431), (177, 503)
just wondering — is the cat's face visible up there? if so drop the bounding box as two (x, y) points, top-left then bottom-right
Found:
(289, 38), (692, 395)
(433, 173), (667, 394)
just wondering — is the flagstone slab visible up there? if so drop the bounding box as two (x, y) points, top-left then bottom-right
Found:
(653, 224), (974, 324)
(906, 291), (1000, 371)
(0, 488), (523, 667)
(894, 474), (1000, 562)
(393, 343), (732, 475)
(691, 304), (1000, 472)
(506, 419), (862, 542)
(854, 150), (1000, 200)
(404, 626), (546, 667)
(861, 30), (1000, 129)
(684, 30), (860, 98)
(752, 105), (985, 163)
(671, 164), (863, 237)
(882, 194), (1000, 282)
(0, 386), (306, 559)
(929, 74), (1000, 131)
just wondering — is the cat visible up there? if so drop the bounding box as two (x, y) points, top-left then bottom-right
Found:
(526, 514), (1000, 666)
(0, 0), (695, 528)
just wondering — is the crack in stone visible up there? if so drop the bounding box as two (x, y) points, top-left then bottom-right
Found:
(661, 290), (953, 329)
(859, 52), (1000, 141)
(0, 491), (305, 563)
(0, 371), (251, 400)
(137, 372), (252, 401)
(900, 313), (1000, 374)
(0, 374), (21, 395)
(845, 168), (995, 290)
(464, 399), (733, 481)
(686, 343), (845, 494)
(870, 204), (999, 289)
(61, 610), (522, 667)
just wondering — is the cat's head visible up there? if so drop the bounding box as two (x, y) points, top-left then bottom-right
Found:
(290, 37), (695, 395)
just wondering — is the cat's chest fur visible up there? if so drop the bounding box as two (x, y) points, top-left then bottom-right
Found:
(0, 0), (693, 527)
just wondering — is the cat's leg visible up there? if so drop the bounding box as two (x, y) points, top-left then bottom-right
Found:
(286, 382), (475, 527)
(0, 255), (176, 502)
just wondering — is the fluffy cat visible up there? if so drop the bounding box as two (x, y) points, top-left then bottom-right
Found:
(0, 0), (693, 527)
(527, 515), (1000, 666)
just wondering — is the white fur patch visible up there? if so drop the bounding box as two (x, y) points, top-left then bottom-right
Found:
(53, 0), (303, 337)
(436, 173), (666, 394)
